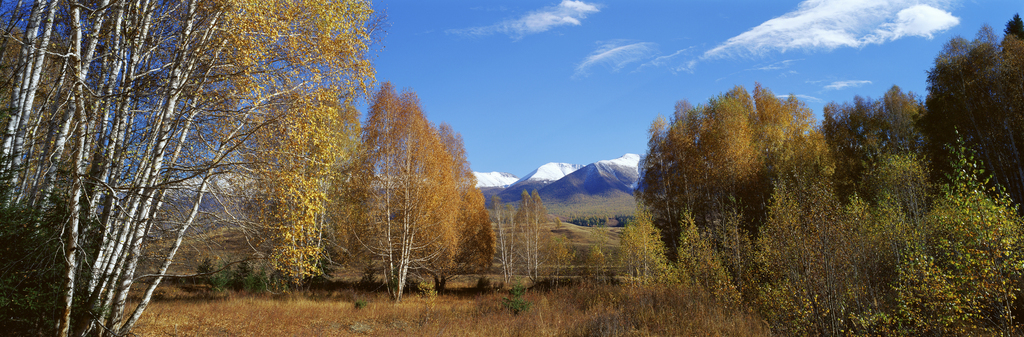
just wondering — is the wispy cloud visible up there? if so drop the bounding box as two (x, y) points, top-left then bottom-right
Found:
(449, 1), (600, 39)
(575, 41), (658, 78)
(777, 94), (823, 103)
(825, 80), (872, 90)
(637, 47), (698, 73)
(756, 59), (803, 71)
(703, 0), (959, 59)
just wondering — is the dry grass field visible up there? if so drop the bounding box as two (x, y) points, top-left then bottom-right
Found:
(544, 194), (637, 220)
(133, 219), (764, 336)
(132, 280), (767, 336)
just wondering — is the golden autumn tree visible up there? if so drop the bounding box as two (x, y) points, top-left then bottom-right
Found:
(822, 86), (927, 202)
(240, 0), (378, 284)
(516, 189), (548, 281)
(637, 84), (818, 299)
(619, 205), (669, 284)
(894, 139), (1024, 334)
(921, 25), (1024, 206)
(677, 210), (740, 306)
(423, 123), (495, 291)
(757, 178), (866, 335)
(638, 85), (807, 261)
(355, 82), (458, 302)
(492, 195), (519, 283)
(545, 234), (575, 283)
(251, 97), (363, 283)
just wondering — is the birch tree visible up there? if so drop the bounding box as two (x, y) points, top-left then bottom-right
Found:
(492, 195), (518, 283)
(921, 25), (1024, 206)
(0, 0), (379, 335)
(515, 189), (547, 282)
(530, 190), (548, 281)
(356, 82), (458, 302)
(638, 84), (817, 266)
(422, 123), (494, 291)
(619, 205), (669, 283)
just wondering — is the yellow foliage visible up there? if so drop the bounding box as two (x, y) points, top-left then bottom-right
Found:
(233, 0), (378, 282)
(677, 212), (740, 307)
(619, 205), (669, 284)
(355, 83), (462, 301)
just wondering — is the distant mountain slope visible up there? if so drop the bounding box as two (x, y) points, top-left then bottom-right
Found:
(513, 162), (583, 185)
(485, 154), (640, 216)
(473, 171), (519, 188)
(479, 186), (505, 203)
(496, 162), (582, 202)
(539, 154), (639, 201)
(495, 180), (551, 202)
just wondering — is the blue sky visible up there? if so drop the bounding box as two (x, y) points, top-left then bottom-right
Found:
(366, 0), (1022, 177)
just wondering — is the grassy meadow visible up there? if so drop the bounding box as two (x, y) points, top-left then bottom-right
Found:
(132, 279), (766, 336)
(128, 219), (766, 336)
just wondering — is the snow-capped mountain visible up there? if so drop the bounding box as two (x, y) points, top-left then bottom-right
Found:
(490, 154), (640, 203)
(495, 162), (583, 201)
(539, 154), (640, 201)
(513, 162), (584, 185)
(596, 153), (641, 189)
(473, 172), (519, 188)
(596, 153), (640, 172)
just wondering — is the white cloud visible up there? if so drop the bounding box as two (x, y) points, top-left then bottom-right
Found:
(449, 1), (600, 39)
(777, 94), (823, 103)
(756, 59), (803, 71)
(703, 0), (959, 59)
(825, 80), (872, 90)
(886, 5), (960, 39)
(635, 47), (700, 74)
(645, 48), (690, 67)
(679, 60), (698, 73)
(575, 41), (658, 78)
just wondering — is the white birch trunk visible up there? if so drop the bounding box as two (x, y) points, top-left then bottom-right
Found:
(9, 0), (58, 177)
(2, 0), (45, 163)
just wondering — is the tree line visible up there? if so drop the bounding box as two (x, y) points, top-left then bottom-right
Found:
(565, 214), (634, 227)
(624, 17), (1024, 335)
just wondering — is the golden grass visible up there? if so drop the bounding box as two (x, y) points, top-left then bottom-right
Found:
(546, 194), (637, 219)
(546, 221), (622, 248)
(133, 282), (767, 336)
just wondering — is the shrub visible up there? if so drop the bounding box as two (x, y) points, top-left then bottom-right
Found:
(501, 283), (532, 315)
(358, 264), (377, 286)
(207, 263), (231, 291)
(475, 276), (492, 290)
(206, 260), (271, 292)
(0, 177), (67, 335)
(230, 260), (253, 290)
(195, 258), (214, 284)
(242, 269), (270, 293)
(354, 300), (368, 309)
(418, 281), (437, 300)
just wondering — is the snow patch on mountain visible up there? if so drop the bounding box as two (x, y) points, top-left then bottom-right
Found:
(514, 162), (584, 185)
(474, 172), (520, 188)
(595, 153), (640, 188)
(596, 153), (640, 170)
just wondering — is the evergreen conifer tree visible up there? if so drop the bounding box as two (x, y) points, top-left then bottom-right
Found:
(1006, 13), (1024, 40)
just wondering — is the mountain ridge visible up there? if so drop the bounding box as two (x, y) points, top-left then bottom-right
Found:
(476, 154), (640, 215)
(474, 171), (519, 188)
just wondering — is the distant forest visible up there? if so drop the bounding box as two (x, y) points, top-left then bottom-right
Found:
(566, 214), (634, 227)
